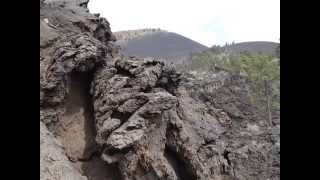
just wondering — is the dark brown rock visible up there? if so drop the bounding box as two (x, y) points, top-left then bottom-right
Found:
(40, 1), (279, 180)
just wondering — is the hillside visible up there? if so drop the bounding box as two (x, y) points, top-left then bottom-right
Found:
(114, 28), (164, 43)
(115, 30), (278, 64)
(224, 41), (279, 56)
(115, 29), (208, 64)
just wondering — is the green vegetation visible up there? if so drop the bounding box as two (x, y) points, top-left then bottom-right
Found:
(179, 48), (280, 125)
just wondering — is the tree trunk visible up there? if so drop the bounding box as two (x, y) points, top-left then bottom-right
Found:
(267, 92), (272, 126)
(265, 80), (273, 126)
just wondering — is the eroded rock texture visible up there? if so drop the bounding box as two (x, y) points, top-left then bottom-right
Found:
(90, 58), (180, 180)
(90, 61), (280, 180)
(40, 121), (88, 180)
(40, 0), (121, 179)
(40, 0), (279, 180)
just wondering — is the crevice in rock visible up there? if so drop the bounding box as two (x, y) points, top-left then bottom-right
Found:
(73, 21), (91, 33)
(223, 150), (231, 166)
(77, 149), (101, 162)
(56, 70), (121, 180)
(116, 67), (135, 78)
(221, 150), (232, 175)
(110, 110), (132, 123)
(78, 156), (123, 180)
(79, 2), (88, 8)
(58, 71), (97, 161)
(104, 146), (131, 156)
(141, 85), (152, 93)
(203, 139), (216, 146)
(164, 146), (196, 180)
(123, 83), (133, 88)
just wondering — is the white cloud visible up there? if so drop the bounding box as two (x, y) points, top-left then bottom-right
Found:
(88, 0), (279, 46)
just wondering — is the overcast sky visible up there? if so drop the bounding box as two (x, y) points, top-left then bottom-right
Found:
(88, 0), (280, 47)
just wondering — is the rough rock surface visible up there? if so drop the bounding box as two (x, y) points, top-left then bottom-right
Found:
(40, 121), (87, 180)
(40, 0), (120, 179)
(40, 0), (279, 180)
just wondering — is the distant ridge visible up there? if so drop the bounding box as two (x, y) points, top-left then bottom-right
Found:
(223, 41), (279, 56)
(114, 28), (165, 43)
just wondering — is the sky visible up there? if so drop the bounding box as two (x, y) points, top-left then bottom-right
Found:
(88, 0), (280, 47)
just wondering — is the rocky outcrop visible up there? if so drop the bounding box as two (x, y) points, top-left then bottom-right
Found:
(40, 0), (279, 180)
(87, 58), (280, 180)
(40, 1), (121, 179)
(90, 58), (180, 180)
(175, 71), (280, 180)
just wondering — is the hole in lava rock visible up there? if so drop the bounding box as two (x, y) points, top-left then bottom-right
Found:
(79, 156), (123, 180)
(58, 71), (122, 180)
(116, 67), (135, 78)
(110, 110), (132, 123)
(223, 150), (231, 166)
(58, 71), (97, 161)
(164, 146), (196, 180)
